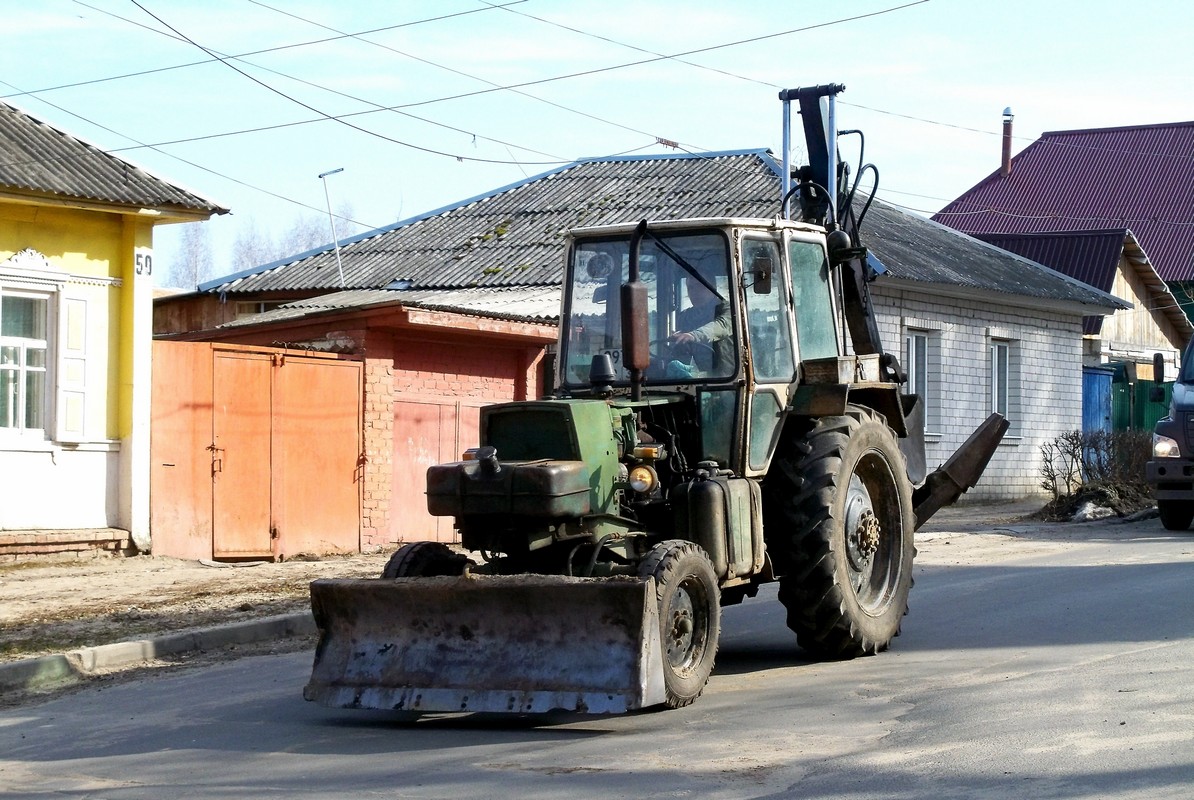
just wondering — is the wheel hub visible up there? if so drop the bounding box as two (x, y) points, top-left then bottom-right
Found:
(665, 588), (697, 667)
(844, 473), (880, 572)
(854, 509), (881, 558)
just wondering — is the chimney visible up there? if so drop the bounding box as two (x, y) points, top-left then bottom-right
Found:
(1000, 107), (1014, 177)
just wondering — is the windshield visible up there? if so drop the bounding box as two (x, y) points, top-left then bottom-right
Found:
(562, 230), (735, 386)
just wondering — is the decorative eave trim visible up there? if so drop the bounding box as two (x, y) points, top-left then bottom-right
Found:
(0, 248), (122, 288)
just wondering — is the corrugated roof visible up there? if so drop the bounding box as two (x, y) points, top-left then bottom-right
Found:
(932, 121), (1194, 281)
(221, 286), (562, 329)
(203, 148), (1123, 313)
(861, 201), (1126, 311)
(975, 229), (1192, 340)
(0, 100), (228, 216)
(205, 150), (784, 293)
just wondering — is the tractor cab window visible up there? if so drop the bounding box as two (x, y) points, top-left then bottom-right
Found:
(788, 239), (839, 361)
(742, 238), (795, 383)
(563, 231), (736, 387)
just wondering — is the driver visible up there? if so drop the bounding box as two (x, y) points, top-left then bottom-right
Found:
(667, 272), (732, 376)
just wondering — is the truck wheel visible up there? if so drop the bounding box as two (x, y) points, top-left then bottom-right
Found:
(1157, 499), (1194, 531)
(381, 542), (470, 578)
(639, 540), (721, 708)
(773, 406), (915, 658)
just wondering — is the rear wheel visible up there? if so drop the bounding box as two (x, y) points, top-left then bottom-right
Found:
(1157, 499), (1194, 531)
(381, 542), (470, 578)
(638, 540), (720, 708)
(770, 406), (915, 658)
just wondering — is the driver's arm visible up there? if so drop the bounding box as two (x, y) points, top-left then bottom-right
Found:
(674, 301), (731, 345)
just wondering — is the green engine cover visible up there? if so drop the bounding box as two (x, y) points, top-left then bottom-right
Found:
(424, 400), (631, 520)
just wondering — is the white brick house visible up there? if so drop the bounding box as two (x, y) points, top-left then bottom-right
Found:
(867, 205), (1125, 501)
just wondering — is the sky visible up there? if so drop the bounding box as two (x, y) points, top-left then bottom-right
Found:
(3, 0), (1193, 288)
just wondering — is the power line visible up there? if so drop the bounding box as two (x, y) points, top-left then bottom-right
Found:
(0, 76), (380, 230)
(1, 0), (532, 102)
(126, 0), (570, 167)
(245, 0), (665, 154)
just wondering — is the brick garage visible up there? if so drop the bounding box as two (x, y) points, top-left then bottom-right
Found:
(159, 293), (556, 553)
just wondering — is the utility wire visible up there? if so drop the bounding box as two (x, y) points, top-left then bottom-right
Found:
(1, 0), (531, 101)
(248, 0), (669, 146)
(126, 0), (568, 166)
(0, 77), (380, 230)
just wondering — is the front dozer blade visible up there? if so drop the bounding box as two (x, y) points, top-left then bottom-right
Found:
(303, 574), (666, 715)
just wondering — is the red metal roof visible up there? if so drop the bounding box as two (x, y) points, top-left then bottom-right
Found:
(933, 121), (1194, 281)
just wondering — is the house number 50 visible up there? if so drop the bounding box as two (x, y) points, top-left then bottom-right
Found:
(135, 253), (153, 276)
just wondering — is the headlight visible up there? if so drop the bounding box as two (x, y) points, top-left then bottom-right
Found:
(628, 464), (659, 494)
(1153, 434), (1181, 458)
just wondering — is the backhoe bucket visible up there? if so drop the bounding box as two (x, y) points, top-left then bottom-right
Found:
(303, 574), (667, 714)
(912, 412), (1010, 529)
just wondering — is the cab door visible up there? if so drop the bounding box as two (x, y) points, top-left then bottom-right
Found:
(740, 236), (799, 476)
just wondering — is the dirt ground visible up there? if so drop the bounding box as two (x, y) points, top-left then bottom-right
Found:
(0, 497), (1115, 668)
(0, 550), (391, 664)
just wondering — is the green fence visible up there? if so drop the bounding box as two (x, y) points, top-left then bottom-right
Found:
(1111, 380), (1171, 431)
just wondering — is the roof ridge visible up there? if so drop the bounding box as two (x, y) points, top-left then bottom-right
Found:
(1041, 120), (1194, 138)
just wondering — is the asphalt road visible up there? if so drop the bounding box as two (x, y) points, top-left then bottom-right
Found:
(2, 515), (1192, 799)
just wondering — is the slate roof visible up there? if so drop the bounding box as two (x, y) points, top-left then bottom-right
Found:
(974, 229), (1192, 340)
(204, 150), (782, 294)
(932, 121), (1194, 282)
(203, 148), (1123, 315)
(0, 100), (228, 217)
(220, 286), (561, 329)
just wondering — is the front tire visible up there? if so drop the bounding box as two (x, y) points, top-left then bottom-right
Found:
(1157, 499), (1194, 531)
(771, 406), (916, 658)
(638, 540), (721, 708)
(381, 542), (470, 578)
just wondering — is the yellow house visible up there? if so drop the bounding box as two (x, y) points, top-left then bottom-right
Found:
(0, 100), (226, 558)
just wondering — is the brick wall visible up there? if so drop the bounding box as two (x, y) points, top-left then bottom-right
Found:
(359, 333), (547, 551)
(873, 285), (1084, 501)
(360, 335), (396, 550)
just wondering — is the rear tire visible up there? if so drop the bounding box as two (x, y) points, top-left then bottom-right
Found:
(1157, 499), (1194, 531)
(381, 542), (470, 578)
(638, 540), (720, 708)
(770, 406), (916, 658)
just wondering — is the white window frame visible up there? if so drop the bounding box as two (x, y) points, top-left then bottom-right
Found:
(991, 340), (1010, 417)
(0, 285), (53, 440)
(1, 248), (104, 448)
(988, 333), (1022, 439)
(902, 322), (940, 434)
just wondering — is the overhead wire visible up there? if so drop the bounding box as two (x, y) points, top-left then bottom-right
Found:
(2, 0), (533, 102)
(11, 1), (1188, 235)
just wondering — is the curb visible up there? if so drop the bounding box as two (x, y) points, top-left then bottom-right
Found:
(0, 611), (316, 696)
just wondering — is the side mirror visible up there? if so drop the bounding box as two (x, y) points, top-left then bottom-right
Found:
(1150, 352), (1167, 403)
(752, 255), (774, 295)
(620, 281), (650, 373)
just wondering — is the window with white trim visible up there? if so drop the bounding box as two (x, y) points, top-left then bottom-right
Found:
(991, 340), (1010, 418)
(989, 335), (1022, 437)
(0, 288), (49, 434)
(903, 327), (939, 433)
(2, 249), (94, 445)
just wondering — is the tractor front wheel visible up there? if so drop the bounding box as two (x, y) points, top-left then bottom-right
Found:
(639, 540), (721, 708)
(381, 542), (471, 578)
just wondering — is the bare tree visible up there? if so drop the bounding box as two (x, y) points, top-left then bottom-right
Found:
(164, 222), (214, 289)
(232, 220), (277, 272)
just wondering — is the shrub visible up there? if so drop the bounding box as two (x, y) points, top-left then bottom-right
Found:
(1039, 429), (1152, 514)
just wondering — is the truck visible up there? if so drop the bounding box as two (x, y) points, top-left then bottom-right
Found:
(303, 84), (1009, 714)
(1147, 351), (1194, 530)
